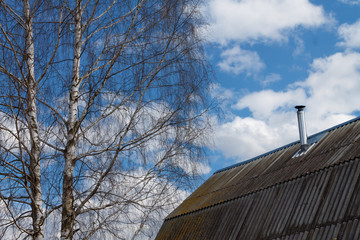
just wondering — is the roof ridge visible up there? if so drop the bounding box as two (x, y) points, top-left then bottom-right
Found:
(213, 115), (360, 174)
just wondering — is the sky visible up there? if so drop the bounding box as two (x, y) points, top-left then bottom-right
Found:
(201, 0), (360, 175)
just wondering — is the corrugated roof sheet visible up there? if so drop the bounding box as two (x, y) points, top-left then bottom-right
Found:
(156, 117), (360, 240)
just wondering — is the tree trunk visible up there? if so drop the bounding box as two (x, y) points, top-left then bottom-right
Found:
(61, 0), (82, 239)
(23, 0), (44, 239)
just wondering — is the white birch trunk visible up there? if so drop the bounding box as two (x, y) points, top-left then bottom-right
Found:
(61, 0), (82, 239)
(23, 0), (44, 239)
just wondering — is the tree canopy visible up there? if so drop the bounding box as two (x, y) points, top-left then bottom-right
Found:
(0, 0), (213, 239)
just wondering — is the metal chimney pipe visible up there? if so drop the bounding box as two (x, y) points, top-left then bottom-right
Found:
(295, 105), (308, 147)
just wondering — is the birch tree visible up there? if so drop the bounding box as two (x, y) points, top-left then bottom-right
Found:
(0, 0), (212, 239)
(0, 0), (49, 239)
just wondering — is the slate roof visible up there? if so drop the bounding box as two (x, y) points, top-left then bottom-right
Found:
(156, 117), (360, 240)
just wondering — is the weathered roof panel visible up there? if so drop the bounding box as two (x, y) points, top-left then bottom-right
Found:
(157, 159), (360, 239)
(156, 117), (360, 239)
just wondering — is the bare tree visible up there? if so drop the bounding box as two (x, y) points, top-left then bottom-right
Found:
(0, 0), (212, 239)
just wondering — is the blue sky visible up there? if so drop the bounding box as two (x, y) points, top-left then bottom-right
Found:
(201, 0), (360, 174)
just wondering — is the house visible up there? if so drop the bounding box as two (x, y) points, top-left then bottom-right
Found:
(156, 107), (360, 239)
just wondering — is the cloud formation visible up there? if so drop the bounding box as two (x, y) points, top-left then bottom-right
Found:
(262, 73), (282, 86)
(213, 116), (294, 159)
(206, 0), (331, 44)
(218, 46), (265, 75)
(213, 51), (360, 162)
(337, 19), (360, 49)
(338, 0), (360, 5)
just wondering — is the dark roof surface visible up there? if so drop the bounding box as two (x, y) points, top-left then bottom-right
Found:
(156, 117), (360, 240)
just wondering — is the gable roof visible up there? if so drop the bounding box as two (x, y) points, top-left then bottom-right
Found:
(156, 117), (360, 239)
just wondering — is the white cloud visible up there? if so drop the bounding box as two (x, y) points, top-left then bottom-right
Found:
(218, 46), (265, 75)
(213, 51), (360, 162)
(78, 168), (190, 239)
(293, 36), (305, 56)
(213, 116), (297, 159)
(206, 0), (331, 44)
(262, 73), (282, 86)
(209, 83), (234, 101)
(337, 19), (360, 49)
(174, 159), (212, 175)
(234, 88), (307, 119)
(300, 52), (360, 118)
(338, 0), (360, 5)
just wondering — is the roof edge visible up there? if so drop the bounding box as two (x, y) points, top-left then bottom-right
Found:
(213, 115), (360, 175)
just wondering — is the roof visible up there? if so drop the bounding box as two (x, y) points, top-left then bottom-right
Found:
(156, 116), (360, 240)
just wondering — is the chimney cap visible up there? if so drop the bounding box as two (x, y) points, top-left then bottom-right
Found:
(295, 105), (306, 110)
